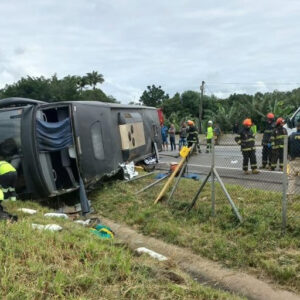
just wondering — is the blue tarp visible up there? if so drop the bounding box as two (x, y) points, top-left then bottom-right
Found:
(36, 118), (73, 151)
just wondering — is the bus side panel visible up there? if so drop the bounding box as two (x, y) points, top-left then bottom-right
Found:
(72, 104), (116, 184)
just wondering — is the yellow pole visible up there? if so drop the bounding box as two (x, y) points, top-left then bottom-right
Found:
(154, 145), (193, 204)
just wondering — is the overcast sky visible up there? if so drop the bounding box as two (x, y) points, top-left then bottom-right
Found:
(0, 0), (300, 103)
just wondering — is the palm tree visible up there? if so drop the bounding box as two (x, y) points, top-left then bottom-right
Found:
(76, 76), (87, 92)
(85, 71), (104, 90)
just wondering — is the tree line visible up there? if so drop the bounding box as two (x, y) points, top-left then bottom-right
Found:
(0, 71), (118, 103)
(137, 85), (300, 133)
(1, 74), (299, 133)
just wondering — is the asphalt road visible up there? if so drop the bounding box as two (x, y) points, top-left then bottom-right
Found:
(158, 145), (288, 192)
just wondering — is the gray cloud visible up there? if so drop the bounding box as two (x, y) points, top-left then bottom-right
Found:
(0, 0), (300, 102)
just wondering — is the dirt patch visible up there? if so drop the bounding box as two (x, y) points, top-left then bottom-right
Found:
(101, 216), (300, 300)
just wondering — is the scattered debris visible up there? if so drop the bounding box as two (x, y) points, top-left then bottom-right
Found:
(90, 224), (114, 239)
(44, 212), (69, 219)
(32, 223), (63, 231)
(74, 219), (91, 226)
(74, 217), (101, 227)
(120, 161), (138, 180)
(18, 208), (37, 215)
(155, 173), (169, 179)
(144, 156), (157, 165)
(136, 247), (168, 261)
(231, 160), (238, 164)
(182, 173), (201, 180)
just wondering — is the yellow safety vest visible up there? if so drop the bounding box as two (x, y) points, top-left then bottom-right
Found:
(0, 161), (16, 175)
(207, 127), (214, 139)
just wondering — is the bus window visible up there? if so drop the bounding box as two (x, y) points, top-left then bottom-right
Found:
(0, 109), (22, 161)
(90, 121), (105, 160)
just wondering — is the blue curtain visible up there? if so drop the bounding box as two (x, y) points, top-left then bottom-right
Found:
(36, 118), (73, 151)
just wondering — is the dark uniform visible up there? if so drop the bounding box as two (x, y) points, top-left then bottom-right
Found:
(270, 125), (287, 170)
(287, 128), (300, 197)
(235, 127), (258, 172)
(261, 121), (275, 168)
(187, 125), (201, 153)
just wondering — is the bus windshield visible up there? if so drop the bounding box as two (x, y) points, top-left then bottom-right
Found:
(0, 109), (22, 160)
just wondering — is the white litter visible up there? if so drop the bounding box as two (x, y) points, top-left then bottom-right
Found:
(231, 160), (238, 164)
(32, 223), (63, 232)
(136, 247), (168, 261)
(120, 161), (138, 180)
(144, 156), (157, 165)
(44, 213), (69, 219)
(74, 219), (91, 226)
(18, 208), (37, 215)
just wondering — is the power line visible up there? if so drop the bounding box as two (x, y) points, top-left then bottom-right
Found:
(208, 82), (300, 86)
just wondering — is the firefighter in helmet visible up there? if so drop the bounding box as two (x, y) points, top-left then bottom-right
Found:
(187, 120), (201, 153)
(260, 113), (275, 169)
(235, 118), (259, 174)
(270, 117), (287, 171)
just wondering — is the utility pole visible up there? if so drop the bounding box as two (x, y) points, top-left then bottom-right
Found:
(199, 81), (205, 133)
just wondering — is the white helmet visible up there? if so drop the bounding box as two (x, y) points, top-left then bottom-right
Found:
(208, 120), (213, 125)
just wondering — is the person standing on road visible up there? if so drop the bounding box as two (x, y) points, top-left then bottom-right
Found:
(206, 120), (214, 153)
(168, 124), (176, 151)
(161, 124), (169, 151)
(187, 120), (201, 153)
(235, 118), (259, 174)
(214, 123), (221, 145)
(270, 118), (287, 171)
(178, 122), (187, 151)
(287, 121), (300, 202)
(232, 123), (239, 134)
(260, 113), (275, 169)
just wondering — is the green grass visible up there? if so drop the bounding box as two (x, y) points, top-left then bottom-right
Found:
(91, 174), (300, 293)
(0, 200), (243, 299)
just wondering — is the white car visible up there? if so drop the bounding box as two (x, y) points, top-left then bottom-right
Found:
(285, 107), (300, 135)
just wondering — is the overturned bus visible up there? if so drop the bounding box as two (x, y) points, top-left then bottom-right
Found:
(0, 98), (162, 200)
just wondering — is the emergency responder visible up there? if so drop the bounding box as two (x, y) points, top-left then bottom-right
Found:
(235, 118), (259, 174)
(261, 113), (275, 169)
(206, 120), (214, 153)
(270, 117), (287, 171)
(0, 159), (17, 201)
(0, 188), (17, 222)
(287, 121), (300, 201)
(187, 120), (201, 153)
(0, 190), (4, 205)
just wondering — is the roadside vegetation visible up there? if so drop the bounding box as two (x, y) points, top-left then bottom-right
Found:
(0, 201), (243, 299)
(91, 175), (300, 293)
(137, 85), (300, 132)
(2, 75), (300, 133)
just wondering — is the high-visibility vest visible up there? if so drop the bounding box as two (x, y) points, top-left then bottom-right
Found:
(0, 189), (3, 201)
(251, 125), (257, 136)
(207, 127), (214, 139)
(0, 161), (16, 175)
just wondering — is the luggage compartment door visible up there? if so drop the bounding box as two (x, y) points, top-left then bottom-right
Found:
(72, 104), (113, 184)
